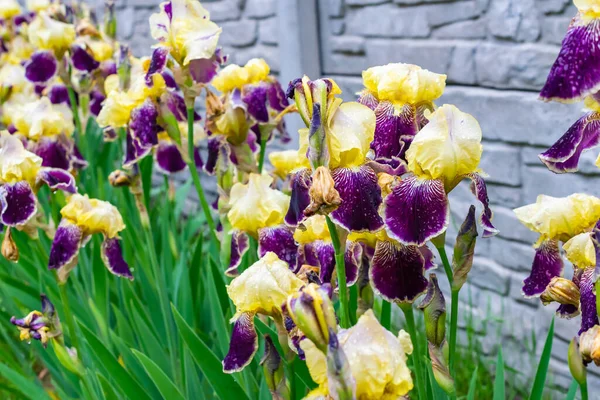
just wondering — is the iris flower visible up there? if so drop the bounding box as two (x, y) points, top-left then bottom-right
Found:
(48, 193), (132, 283)
(223, 252), (305, 373)
(514, 193), (600, 333)
(28, 12), (76, 57)
(301, 309), (413, 399)
(383, 104), (498, 246)
(0, 0), (21, 20)
(10, 294), (61, 347)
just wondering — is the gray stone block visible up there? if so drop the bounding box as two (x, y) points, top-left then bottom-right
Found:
(426, 1), (481, 28)
(326, 0), (345, 17)
(394, 0), (453, 3)
(521, 165), (600, 204)
(346, 5), (431, 38)
(469, 257), (511, 295)
(116, 7), (136, 40)
(330, 36), (366, 54)
(366, 39), (453, 74)
(541, 16), (570, 45)
(228, 44), (280, 71)
(219, 19), (258, 47)
(488, 0), (541, 42)
(536, 0), (570, 14)
(490, 237), (535, 273)
(487, 184), (522, 208)
(447, 43), (477, 85)
(259, 17), (278, 45)
(204, 0), (243, 22)
(479, 142), (522, 186)
(244, 0), (276, 19)
(330, 19), (346, 35)
(432, 19), (487, 39)
(346, 0), (390, 4)
(488, 205), (539, 243)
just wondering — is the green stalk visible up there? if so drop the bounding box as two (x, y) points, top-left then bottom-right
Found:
(581, 380), (588, 400)
(186, 106), (219, 245)
(325, 216), (349, 329)
(380, 300), (391, 330)
(67, 87), (84, 151)
(436, 245), (459, 375)
(57, 281), (80, 354)
(257, 130), (267, 174)
(400, 303), (427, 400)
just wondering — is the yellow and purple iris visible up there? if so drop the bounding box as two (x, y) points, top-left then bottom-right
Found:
(48, 193), (132, 283)
(222, 252), (305, 373)
(514, 193), (600, 333)
(10, 295), (60, 347)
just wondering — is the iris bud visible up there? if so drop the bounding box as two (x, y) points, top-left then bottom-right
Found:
(108, 169), (134, 187)
(452, 205), (478, 291)
(326, 330), (356, 400)
(117, 44), (131, 91)
(429, 342), (455, 396)
(580, 325), (600, 366)
(540, 277), (580, 307)
(260, 335), (290, 400)
(2, 227), (19, 262)
(103, 0), (116, 40)
(418, 274), (446, 347)
(568, 337), (587, 385)
(305, 166), (341, 217)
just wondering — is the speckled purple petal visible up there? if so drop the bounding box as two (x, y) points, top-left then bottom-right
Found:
(165, 91), (187, 122)
(0, 181), (36, 226)
(357, 91), (379, 110)
(384, 175), (449, 246)
(145, 47), (169, 86)
(370, 240), (427, 303)
(330, 165), (384, 232)
(258, 225), (298, 269)
(25, 51), (57, 83)
(48, 222), (83, 270)
(523, 240), (563, 297)
(70, 44), (99, 72)
(540, 17), (600, 102)
(371, 101), (415, 160)
(101, 237), (133, 280)
(579, 267), (598, 334)
(468, 173), (499, 238)
(124, 100), (160, 168)
(204, 136), (223, 175)
(285, 168), (311, 227)
(307, 241), (360, 286)
(226, 231), (249, 277)
(539, 112), (600, 173)
(189, 57), (219, 84)
(243, 83), (269, 123)
(30, 137), (70, 170)
(223, 312), (258, 373)
(267, 80), (289, 112)
(155, 141), (187, 174)
(48, 84), (70, 105)
(89, 90), (105, 117)
(38, 168), (76, 193)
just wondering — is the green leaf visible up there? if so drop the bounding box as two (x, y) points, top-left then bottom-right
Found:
(171, 304), (250, 400)
(493, 348), (504, 400)
(565, 379), (579, 400)
(97, 372), (120, 399)
(132, 350), (186, 400)
(467, 366), (478, 400)
(78, 322), (152, 400)
(0, 363), (51, 400)
(529, 317), (555, 400)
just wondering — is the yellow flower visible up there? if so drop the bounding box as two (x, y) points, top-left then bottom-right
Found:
(227, 252), (305, 318)
(564, 232), (597, 268)
(227, 174), (290, 236)
(575, 0), (600, 18)
(406, 104), (483, 190)
(212, 58), (270, 93)
(0, 0), (21, 19)
(149, 0), (222, 66)
(12, 97), (71, 140)
(0, 131), (42, 186)
(0, 62), (31, 94)
(61, 194), (125, 239)
(1, 92), (39, 126)
(362, 63), (446, 107)
(514, 194), (600, 243)
(26, 0), (50, 12)
(28, 13), (76, 54)
(293, 215), (331, 244)
(84, 39), (114, 62)
(213, 101), (251, 145)
(301, 309), (414, 399)
(97, 90), (137, 128)
(268, 150), (309, 179)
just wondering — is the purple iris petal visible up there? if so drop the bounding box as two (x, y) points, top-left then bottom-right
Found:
(579, 267), (598, 334)
(370, 101), (417, 161)
(145, 47), (169, 86)
(468, 173), (499, 238)
(204, 135), (224, 175)
(30, 137), (70, 170)
(101, 237), (134, 280)
(155, 141), (187, 174)
(48, 84), (70, 105)
(540, 17), (600, 102)
(162, 69), (177, 89)
(384, 175), (449, 246)
(285, 168), (311, 227)
(365, 157), (408, 176)
(330, 165), (384, 232)
(223, 312), (258, 373)
(539, 112), (600, 173)
(124, 100), (160, 168)
(226, 231), (249, 277)
(266, 80), (289, 112)
(25, 51), (57, 83)
(48, 222), (83, 270)
(71, 145), (88, 169)
(165, 91), (188, 122)
(100, 61), (117, 77)
(306, 241), (360, 286)
(89, 90), (105, 117)
(358, 91), (379, 110)
(258, 225), (298, 270)
(70, 44), (99, 72)
(189, 57), (219, 84)
(370, 240), (427, 303)
(522, 240), (563, 297)
(419, 245), (436, 270)
(242, 83), (269, 123)
(38, 168), (77, 193)
(0, 181), (37, 226)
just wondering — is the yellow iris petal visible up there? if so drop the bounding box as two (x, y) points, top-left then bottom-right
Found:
(26, 0), (50, 12)
(0, 0), (20, 19)
(268, 150), (309, 179)
(575, 0), (600, 17)
(228, 174), (290, 236)
(227, 252), (304, 317)
(0, 131), (42, 186)
(212, 58), (270, 93)
(407, 104), (482, 189)
(61, 194), (125, 238)
(293, 215), (331, 244)
(362, 63), (446, 106)
(514, 193), (600, 242)
(564, 232), (597, 268)
(28, 13), (76, 54)
(97, 91), (137, 128)
(12, 97), (70, 139)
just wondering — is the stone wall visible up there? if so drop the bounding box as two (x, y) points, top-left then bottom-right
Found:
(100, 0), (597, 394)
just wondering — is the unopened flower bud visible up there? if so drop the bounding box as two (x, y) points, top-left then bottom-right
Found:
(452, 205), (478, 291)
(117, 44), (131, 91)
(260, 335), (290, 400)
(540, 277), (580, 307)
(429, 342), (455, 396)
(76, 19), (100, 37)
(305, 166), (341, 217)
(580, 325), (600, 366)
(568, 337), (587, 385)
(103, 0), (116, 40)
(418, 274), (446, 347)
(2, 228), (19, 262)
(296, 265), (321, 284)
(286, 283), (337, 353)
(108, 169), (133, 187)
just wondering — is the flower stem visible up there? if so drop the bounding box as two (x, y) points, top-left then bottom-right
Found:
(400, 303), (427, 400)
(380, 300), (391, 330)
(186, 106), (219, 245)
(57, 281), (80, 354)
(436, 245), (459, 375)
(325, 216), (349, 329)
(67, 87), (84, 149)
(581, 380), (588, 400)
(258, 130), (267, 174)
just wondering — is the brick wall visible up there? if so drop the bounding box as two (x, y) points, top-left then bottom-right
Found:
(103, 0), (596, 393)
